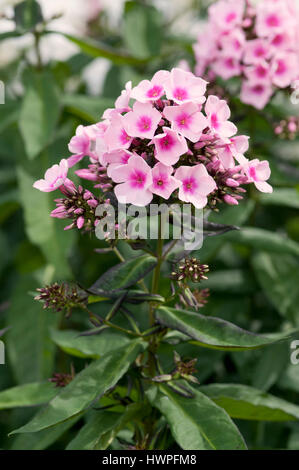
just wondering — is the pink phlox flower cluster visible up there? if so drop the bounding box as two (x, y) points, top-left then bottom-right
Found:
(194, 0), (299, 109)
(33, 67), (272, 217)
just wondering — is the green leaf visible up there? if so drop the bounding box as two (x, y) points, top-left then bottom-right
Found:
(14, 0), (43, 30)
(6, 277), (57, 384)
(252, 342), (290, 391)
(17, 166), (74, 278)
(89, 254), (157, 295)
(19, 69), (61, 159)
(200, 384), (299, 421)
(63, 95), (114, 123)
(11, 416), (81, 450)
(279, 363), (299, 393)
(149, 384), (246, 450)
(156, 306), (295, 351)
(53, 32), (150, 66)
(0, 383), (57, 410)
(123, 1), (162, 59)
(223, 227), (299, 256)
(258, 188), (299, 209)
(88, 291), (165, 304)
(252, 252), (299, 324)
(0, 101), (20, 134)
(202, 269), (256, 294)
(10, 339), (145, 434)
(67, 403), (147, 450)
(50, 328), (131, 359)
(208, 199), (255, 226)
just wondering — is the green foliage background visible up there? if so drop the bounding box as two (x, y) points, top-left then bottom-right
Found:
(0, 0), (299, 450)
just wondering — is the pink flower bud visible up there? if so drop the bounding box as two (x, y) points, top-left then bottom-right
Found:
(224, 195), (239, 205)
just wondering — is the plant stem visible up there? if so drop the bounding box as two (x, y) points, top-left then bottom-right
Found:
(147, 215), (164, 377)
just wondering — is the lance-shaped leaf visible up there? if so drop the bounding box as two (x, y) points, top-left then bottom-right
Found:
(258, 188), (299, 209)
(148, 384), (247, 450)
(19, 69), (61, 159)
(10, 339), (145, 435)
(52, 32), (151, 65)
(63, 95), (114, 123)
(252, 252), (299, 323)
(156, 306), (296, 351)
(67, 403), (149, 450)
(89, 254), (157, 295)
(223, 227), (299, 257)
(88, 290), (165, 304)
(200, 384), (299, 421)
(11, 416), (81, 450)
(50, 328), (131, 359)
(0, 383), (57, 410)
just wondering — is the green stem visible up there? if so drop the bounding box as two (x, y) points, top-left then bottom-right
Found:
(147, 215), (164, 377)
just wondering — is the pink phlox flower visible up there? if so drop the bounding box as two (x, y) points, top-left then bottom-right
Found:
(211, 54), (242, 80)
(175, 164), (217, 209)
(115, 80), (132, 109)
(220, 29), (246, 59)
(164, 68), (207, 105)
(208, 0), (245, 32)
(256, 1), (293, 38)
(271, 52), (299, 88)
(150, 162), (181, 199)
(110, 154), (153, 206)
(163, 102), (208, 142)
(152, 127), (188, 166)
(103, 149), (133, 167)
(130, 70), (169, 103)
(122, 101), (161, 139)
(33, 159), (68, 192)
(103, 113), (133, 152)
(243, 39), (271, 65)
(240, 80), (273, 109)
(67, 125), (92, 168)
(205, 95), (237, 138)
(216, 135), (249, 169)
(243, 158), (273, 193)
(244, 61), (271, 82)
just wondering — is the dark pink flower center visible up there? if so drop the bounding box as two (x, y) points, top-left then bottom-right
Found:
(226, 12), (237, 23)
(255, 46), (266, 57)
(225, 58), (235, 69)
(154, 174), (167, 188)
(130, 170), (146, 188)
(211, 113), (220, 129)
(256, 65), (267, 78)
(121, 153), (130, 164)
(147, 85), (163, 98)
(272, 34), (283, 46)
(137, 116), (152, 132)
(120, 129), (131, 145)
(159, 134), (175, 151)
(276, 59), (287, 75)
(173, 87), (188, 101)
(252, 84), (265, 95)
(249, 166), (257, 180)
(266, 14), (280, 28)
(183, 177), (198, 193)
(176, 112), (192, 129)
